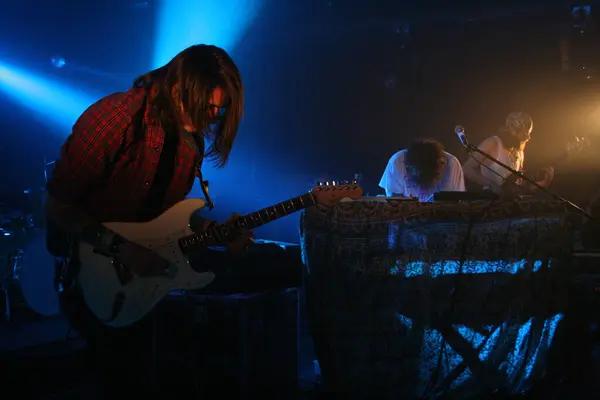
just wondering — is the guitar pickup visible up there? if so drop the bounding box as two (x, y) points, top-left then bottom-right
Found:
(113, 261), (134, 286)
(92, 248), (112, 257)
(91, 248), (133, 286)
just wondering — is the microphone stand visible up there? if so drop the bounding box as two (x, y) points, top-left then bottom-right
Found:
(463, 143), (593, 220)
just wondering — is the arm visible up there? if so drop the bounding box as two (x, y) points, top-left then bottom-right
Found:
(46, 101), (126, 250)
(378, 154), (406, 196)
(522, 166), (555, 192)
(535, 166), (555, 188)
(462, 137), (500, 188)
(449, 156), (466, 191)
(45, 197), (111, 249)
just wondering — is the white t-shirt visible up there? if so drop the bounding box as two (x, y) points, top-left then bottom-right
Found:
(378, 150), (466, 201)
(480, 136), (525, 188)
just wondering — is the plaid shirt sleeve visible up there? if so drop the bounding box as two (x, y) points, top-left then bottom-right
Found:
(47, 96), (128, 204)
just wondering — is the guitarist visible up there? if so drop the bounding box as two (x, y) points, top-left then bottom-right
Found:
(462, 112), (554, 195)
(45, 45), (255, 396)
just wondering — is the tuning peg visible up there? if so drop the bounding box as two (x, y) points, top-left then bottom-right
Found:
(331, 180), (337, 185)
(325, 181), (330, 186)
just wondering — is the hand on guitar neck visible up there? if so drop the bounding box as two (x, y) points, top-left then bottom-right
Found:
(201, 213), (255, 257)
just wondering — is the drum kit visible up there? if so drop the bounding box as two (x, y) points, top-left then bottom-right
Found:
(0, 159), (60, 322)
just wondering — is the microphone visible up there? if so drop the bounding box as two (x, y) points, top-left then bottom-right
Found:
(455, 125), (469, 147)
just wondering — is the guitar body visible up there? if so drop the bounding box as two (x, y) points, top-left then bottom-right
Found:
(78, 198), (216, 328)
(76, 182), (364, 327)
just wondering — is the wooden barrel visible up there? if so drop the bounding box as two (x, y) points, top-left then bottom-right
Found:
(300, 199), (580, 398)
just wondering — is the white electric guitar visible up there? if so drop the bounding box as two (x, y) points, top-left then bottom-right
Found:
(78, 182), (363, 327)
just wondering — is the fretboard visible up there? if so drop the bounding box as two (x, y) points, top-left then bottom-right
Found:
(179, 192), (316, 252)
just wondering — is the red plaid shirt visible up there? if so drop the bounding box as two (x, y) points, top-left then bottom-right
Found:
(48, 87), (199, 222)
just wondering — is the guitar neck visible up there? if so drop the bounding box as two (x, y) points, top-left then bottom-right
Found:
(179, 193), (316, 251)
(221, 193), (316, 232)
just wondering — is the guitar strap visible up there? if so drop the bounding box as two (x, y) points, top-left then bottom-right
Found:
(192, 135), (215, 210)
(197, 169), (214, 210)
(112, 93), (215, 211)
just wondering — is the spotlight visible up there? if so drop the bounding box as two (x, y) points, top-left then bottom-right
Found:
(50, 56), (66, 69)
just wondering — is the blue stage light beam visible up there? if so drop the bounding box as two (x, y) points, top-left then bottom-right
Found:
(153, 0), (263, 68)
(153, 0), (264, 199)
(0, 62), (98, 133)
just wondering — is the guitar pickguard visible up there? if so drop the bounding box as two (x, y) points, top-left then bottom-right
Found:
(139, 236), (185, 277)
(113, 259), (135, 286)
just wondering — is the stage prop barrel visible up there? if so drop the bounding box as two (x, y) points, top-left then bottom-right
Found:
(300, 199), (581, 398)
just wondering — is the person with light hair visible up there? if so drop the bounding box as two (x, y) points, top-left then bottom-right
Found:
(462, 112), (554, 194)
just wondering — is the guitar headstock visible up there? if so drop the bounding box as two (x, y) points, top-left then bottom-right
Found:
(566, 136), (591, 155)
(311, 181), (364, 207)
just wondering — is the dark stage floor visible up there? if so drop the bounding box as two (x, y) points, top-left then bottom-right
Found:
(0, 298), (319, 399)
